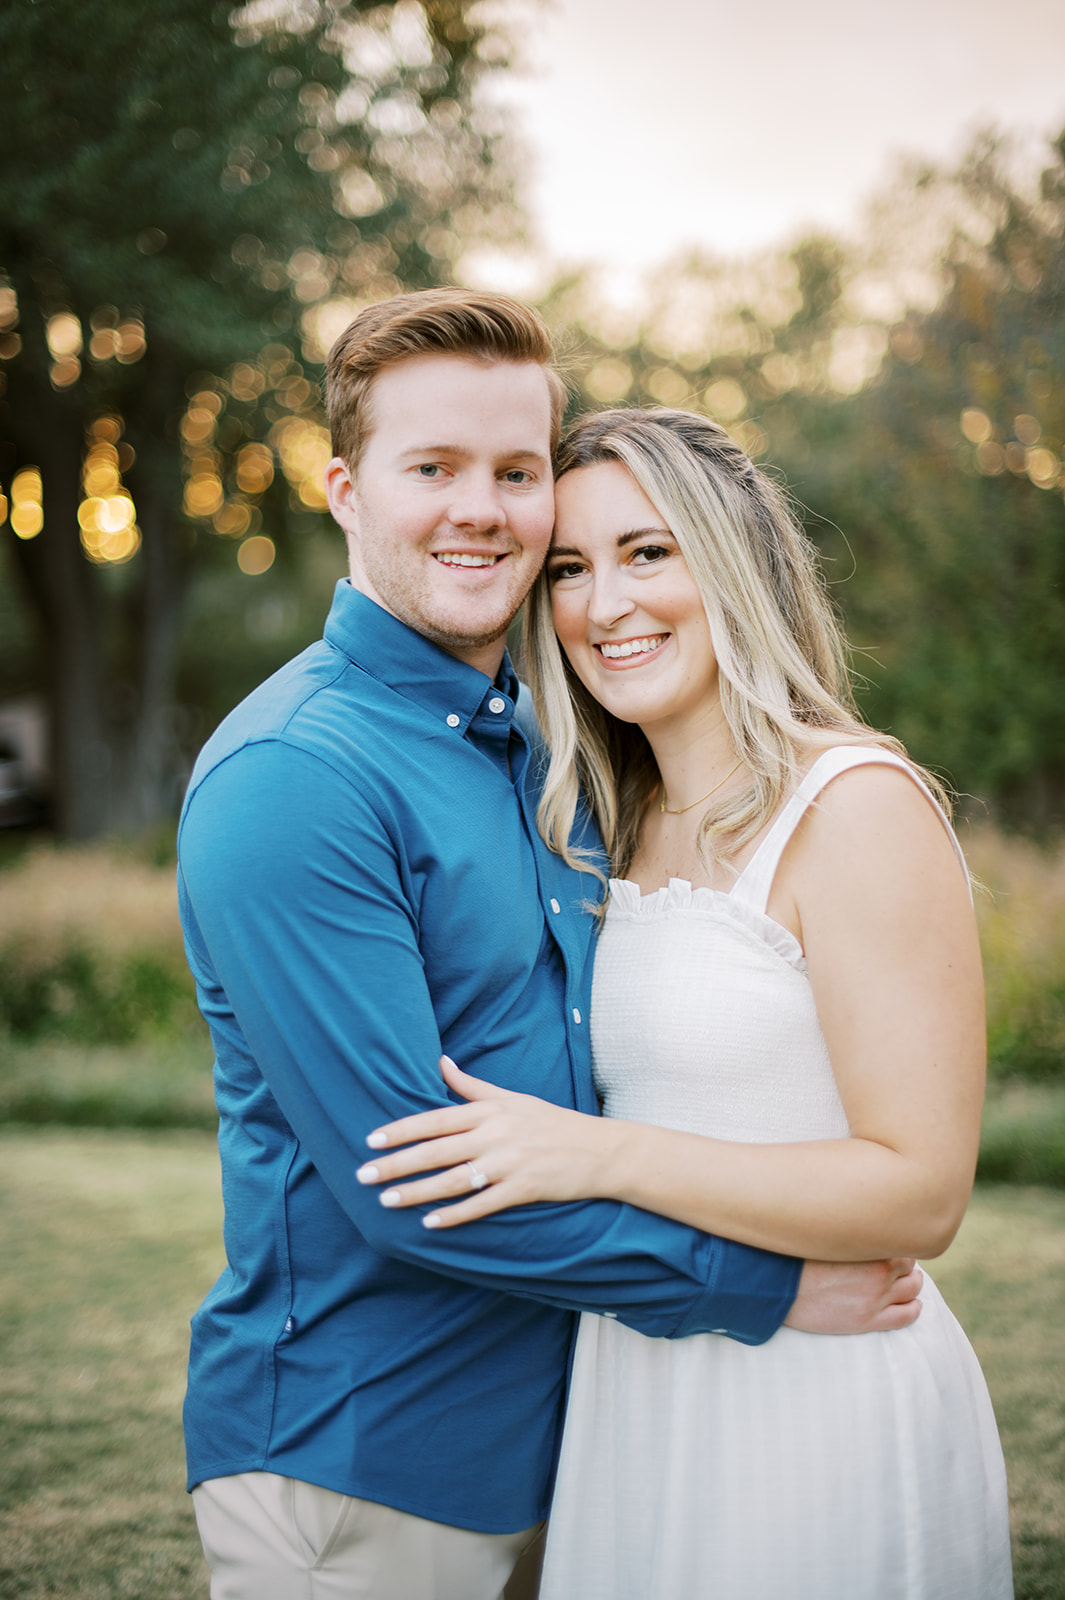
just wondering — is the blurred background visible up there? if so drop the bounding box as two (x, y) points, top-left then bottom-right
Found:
(0, 2), (1063, 1595)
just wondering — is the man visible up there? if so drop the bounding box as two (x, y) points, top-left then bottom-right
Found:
(178, 288), (921, 1600)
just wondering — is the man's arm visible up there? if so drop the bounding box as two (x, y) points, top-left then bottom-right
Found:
(180, 740), (800, 1345)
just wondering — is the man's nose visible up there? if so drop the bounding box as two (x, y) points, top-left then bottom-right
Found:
(445, 471), (506, 532)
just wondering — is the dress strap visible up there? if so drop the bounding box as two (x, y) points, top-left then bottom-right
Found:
(729, 746), (969, 916)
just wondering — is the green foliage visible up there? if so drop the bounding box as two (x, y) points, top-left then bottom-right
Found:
(551, 128), (1065, 825)
(977, 1086), (1065, 1187)
(0, 941), (195, 1044)
(0, 0), (524, 835)
(0, 1038), (215, 1130)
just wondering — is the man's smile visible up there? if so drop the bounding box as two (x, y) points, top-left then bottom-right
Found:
(433, 552), (504, 568)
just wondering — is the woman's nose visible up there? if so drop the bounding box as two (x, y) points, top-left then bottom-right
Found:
(587, 568), (636, 628)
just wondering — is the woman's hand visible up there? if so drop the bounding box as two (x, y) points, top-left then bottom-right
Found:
(356, 1055), (622, 1228)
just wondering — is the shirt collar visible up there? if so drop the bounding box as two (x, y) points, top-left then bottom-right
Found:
(323, 580), (519, 733)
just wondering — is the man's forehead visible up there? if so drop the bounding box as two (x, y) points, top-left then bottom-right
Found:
(369, 351), (552, 431)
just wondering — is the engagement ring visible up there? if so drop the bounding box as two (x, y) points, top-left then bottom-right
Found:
(465, 1161), (489, 1191)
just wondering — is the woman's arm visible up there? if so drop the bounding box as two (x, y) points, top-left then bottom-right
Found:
(358, 766), (986, 1261)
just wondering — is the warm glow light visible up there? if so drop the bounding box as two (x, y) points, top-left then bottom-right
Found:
(761, 352), (799, 393)
(46, 313), (82, 359)
(976, 441), (1006, 475)
(646, 367), (689, 406)
(212, 502), (252, 537)
(237, 535), (276, 574)
(1027, 447), (1059, 487)
(0, 286), (17, 329)
(703, 377), (747, 421)
(1014, 414), (1041, 446)
(584, 358), (632, 403)
(184, 473), (225, 517)
(227, 362), (265, 402)
(90, 329), (118, 360)
(92, 415), (122, 444)
(115, 320), (146, 363)
(11, 468), (43, 539)
(181, 407), (218, 444)
(50, 357), (81, 389)
(76, 419), (140, 562)
(961, 409), (993, 444)
(270, 418), (330, 508)
(235, 443), (274, 495)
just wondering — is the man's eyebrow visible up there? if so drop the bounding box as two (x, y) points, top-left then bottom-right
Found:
(397, 444), (549, 462)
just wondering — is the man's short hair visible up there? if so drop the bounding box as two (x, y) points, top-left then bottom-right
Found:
(326, 287), (567, 467)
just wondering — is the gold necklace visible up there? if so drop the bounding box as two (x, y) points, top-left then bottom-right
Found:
(659, 759), (743, 815)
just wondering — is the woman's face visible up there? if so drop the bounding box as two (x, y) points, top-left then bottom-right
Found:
(548, 461), (719, 735)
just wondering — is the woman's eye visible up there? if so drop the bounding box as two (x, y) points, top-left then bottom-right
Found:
(632, 544), (669, 565)
(548, 561), (586, 582)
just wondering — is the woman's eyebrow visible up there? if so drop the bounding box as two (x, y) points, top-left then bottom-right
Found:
(617, 526), (671, 547)
(549, 527), (673, 559)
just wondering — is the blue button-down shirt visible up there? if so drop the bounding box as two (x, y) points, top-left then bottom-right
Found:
(178, 580), (800, 1533)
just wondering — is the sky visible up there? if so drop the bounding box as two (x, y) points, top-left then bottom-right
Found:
(476, 0), (1065, 303)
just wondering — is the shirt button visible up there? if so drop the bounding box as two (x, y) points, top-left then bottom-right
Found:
(572, 1008), (582, 1025)
(550, 898), (561, 914)
(488, 696), (506, 714)
(446, 714), (461, 728)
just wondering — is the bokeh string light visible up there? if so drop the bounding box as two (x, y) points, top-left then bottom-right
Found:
(78, 416), (141, 564)
(9, 468), (44, 539)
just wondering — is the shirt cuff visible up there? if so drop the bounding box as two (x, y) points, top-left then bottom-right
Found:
(673, 1238), (803, 1345)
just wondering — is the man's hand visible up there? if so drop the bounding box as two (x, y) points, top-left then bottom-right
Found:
(785, 1257), (923, 1334)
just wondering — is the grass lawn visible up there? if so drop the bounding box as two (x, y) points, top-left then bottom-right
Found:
(0, 1130), (1062, 1599)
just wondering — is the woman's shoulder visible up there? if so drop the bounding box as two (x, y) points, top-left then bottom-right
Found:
(788, 743), (968, 902)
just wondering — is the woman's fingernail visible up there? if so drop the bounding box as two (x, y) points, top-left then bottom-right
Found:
(423, 1212), (442, 1228)
(356, 1165), (379, 1183)
(366, 1131), (388, 1149)
(380, 1189), (402, 1208)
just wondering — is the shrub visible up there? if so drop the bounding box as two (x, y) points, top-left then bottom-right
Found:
(966, 827), (1065, 1083)
(0, 844), (196, 1043)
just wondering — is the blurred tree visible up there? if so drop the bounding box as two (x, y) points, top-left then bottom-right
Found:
(0, 0), (521, 836)
(550, 129), (1065, 823)
(786, 132), (1065, 822)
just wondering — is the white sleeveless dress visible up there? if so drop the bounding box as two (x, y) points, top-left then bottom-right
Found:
(539, 747), (1012, 1600)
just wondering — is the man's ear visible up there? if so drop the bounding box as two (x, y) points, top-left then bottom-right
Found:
(325, 456), (359, 535)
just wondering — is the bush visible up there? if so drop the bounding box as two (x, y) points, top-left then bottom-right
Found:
(0, 843), (196, 1044)
(966, 827), (1065, 1083)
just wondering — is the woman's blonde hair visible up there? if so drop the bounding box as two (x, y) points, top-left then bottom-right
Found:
(524, 407), (946, 879)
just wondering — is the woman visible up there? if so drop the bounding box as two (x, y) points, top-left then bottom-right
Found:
(357, 409), (1012, 1598)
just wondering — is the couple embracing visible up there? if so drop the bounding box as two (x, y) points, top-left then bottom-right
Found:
(178, 288), (1012, 1598)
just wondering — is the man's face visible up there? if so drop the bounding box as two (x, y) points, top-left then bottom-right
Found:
(326, 353), (556, 676)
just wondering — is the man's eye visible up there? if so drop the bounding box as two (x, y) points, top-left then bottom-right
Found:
(502, 469), (532, 484)
(416, 463), (441, 478)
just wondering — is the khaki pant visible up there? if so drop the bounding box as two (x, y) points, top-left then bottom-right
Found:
(193, 1471), (544, 1600)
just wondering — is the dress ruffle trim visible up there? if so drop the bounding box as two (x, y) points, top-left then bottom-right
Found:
(607, 877), (806, 971)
